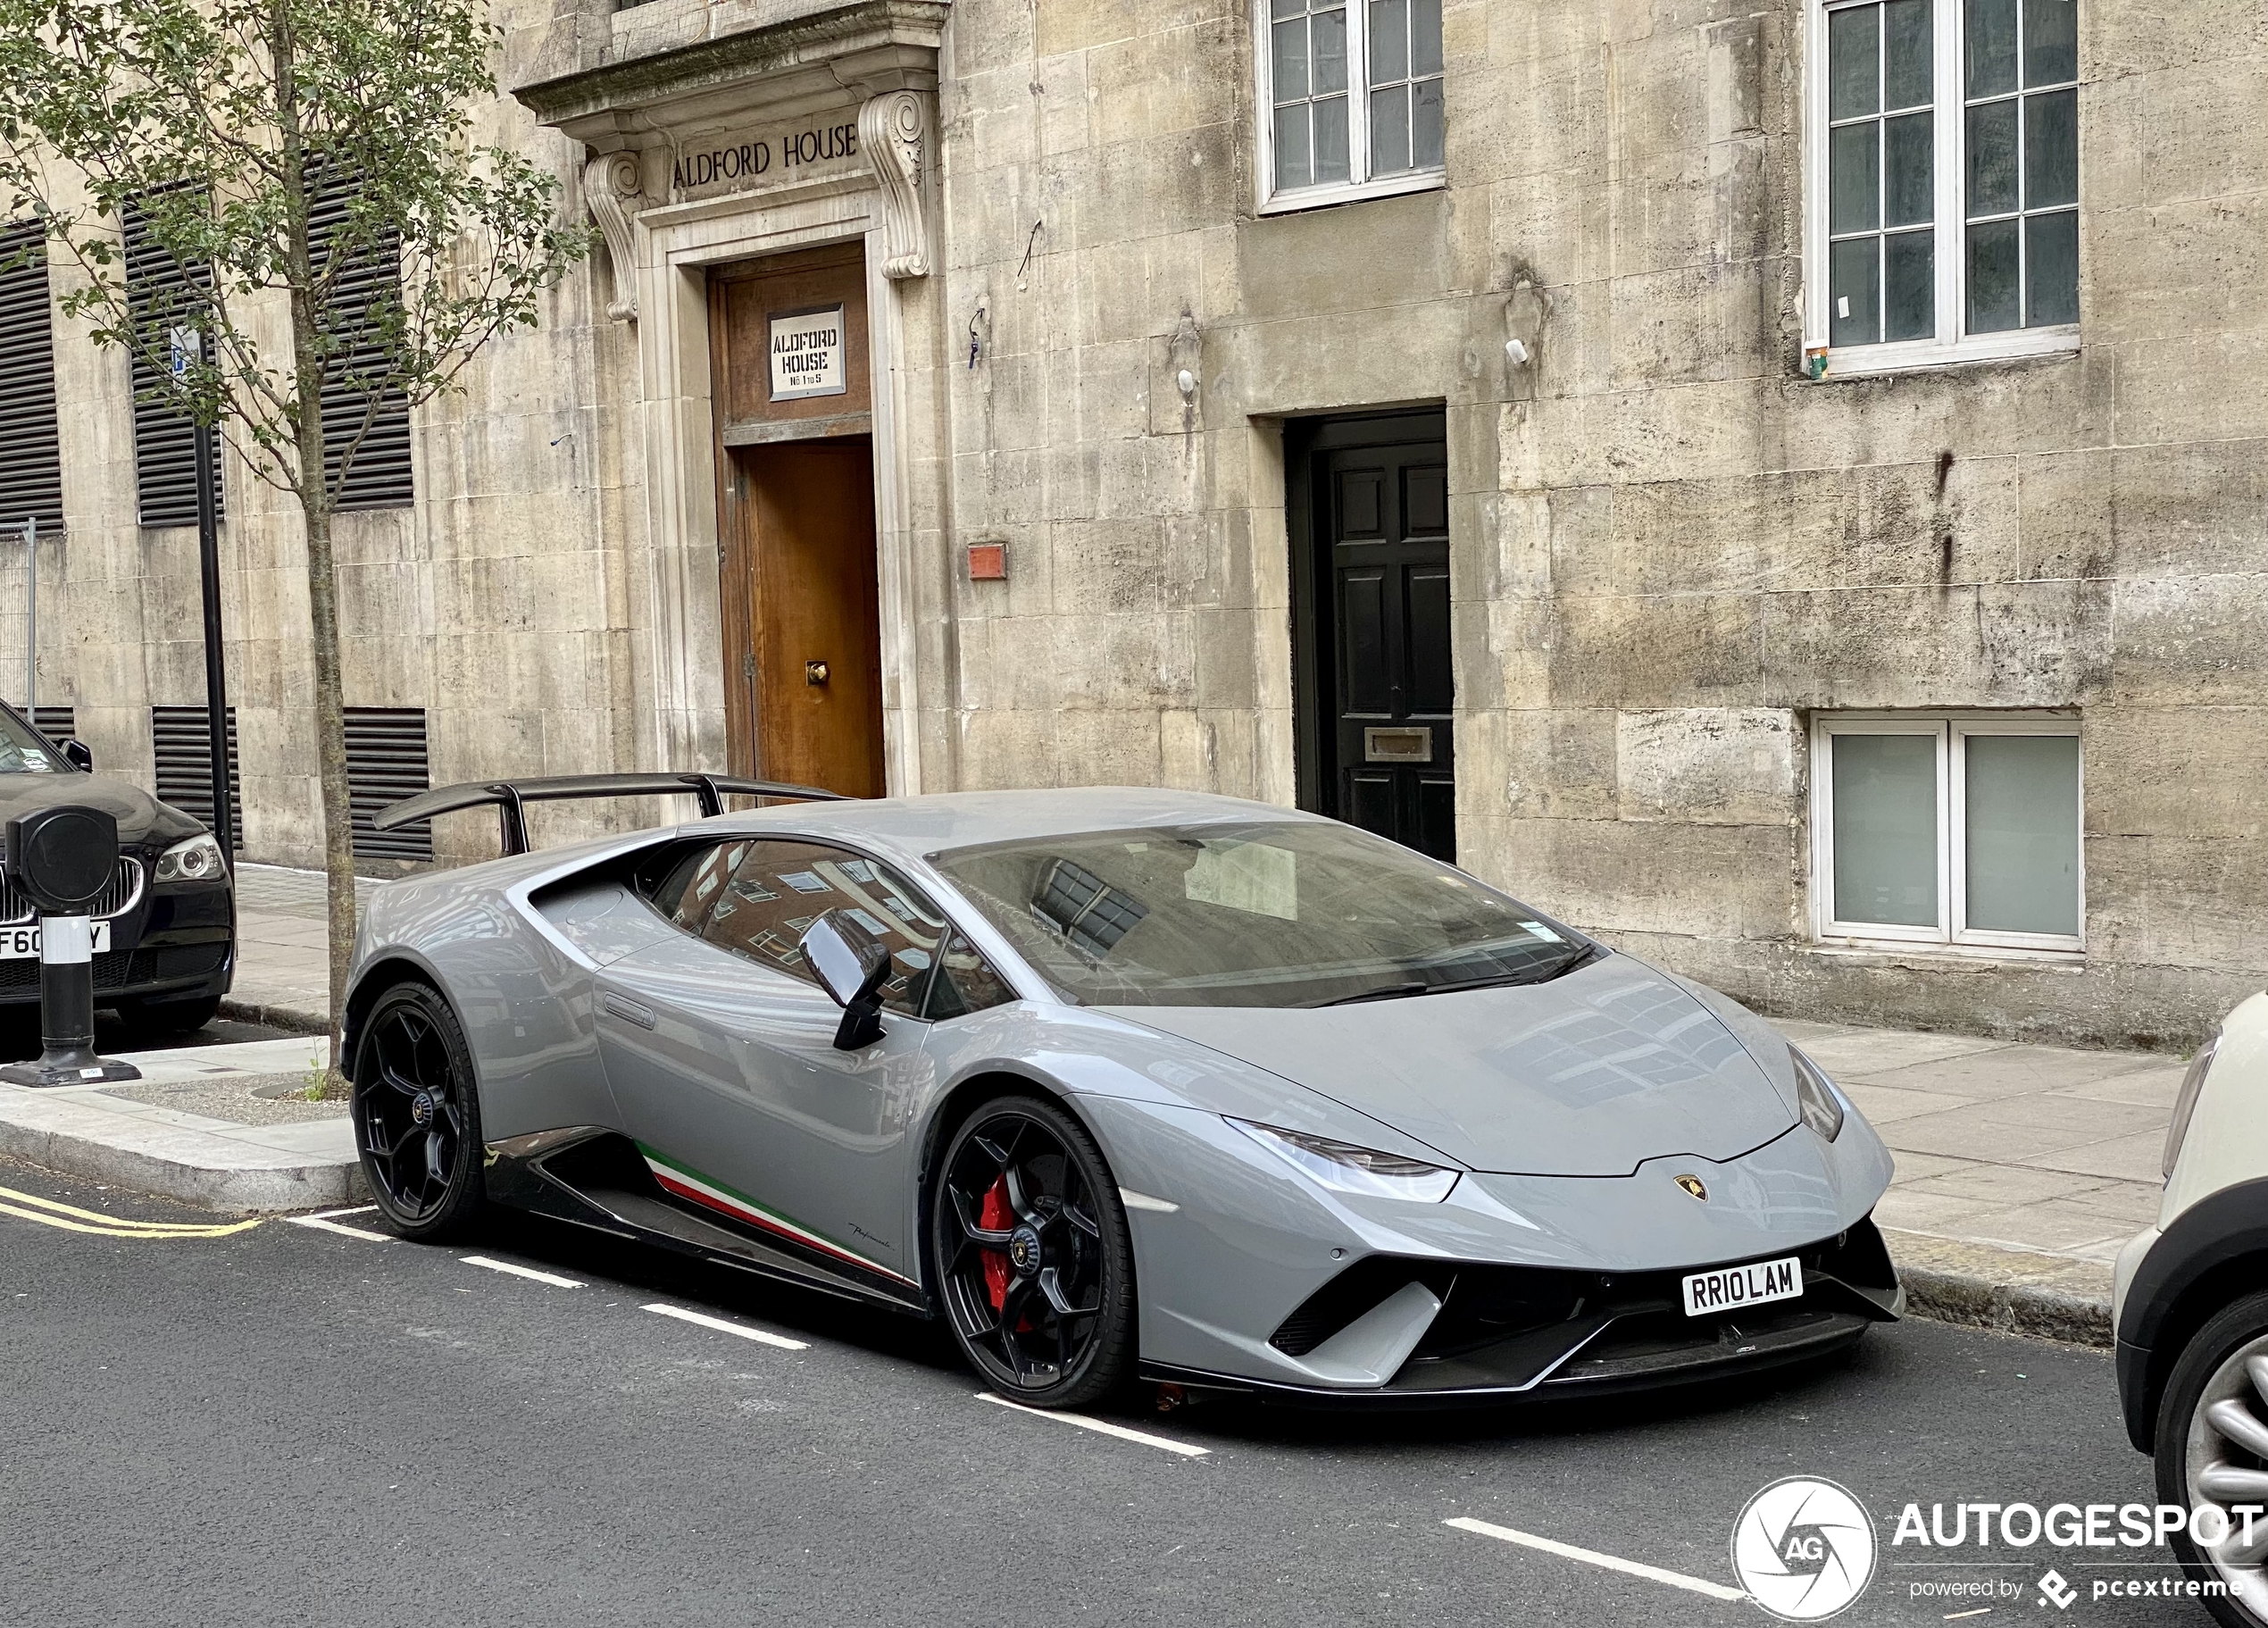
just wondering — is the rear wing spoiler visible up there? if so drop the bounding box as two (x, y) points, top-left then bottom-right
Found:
(374, 772), (846, 857)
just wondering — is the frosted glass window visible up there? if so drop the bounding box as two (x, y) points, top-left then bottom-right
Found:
(1964, 734), (2080, 935)
(1832, 733), (1940, 928)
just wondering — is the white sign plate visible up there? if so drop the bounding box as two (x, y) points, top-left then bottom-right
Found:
(0, 921), (113, 960)
(1681, 1255), (1803, 1317)
(769, 305), (848, 402)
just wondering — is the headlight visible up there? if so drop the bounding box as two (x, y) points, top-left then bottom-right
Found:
(1229, 1119), (1459, 1203)
(1789, 1046), (1845, 1142)
(2164, 1030), (2222, 1180)
(154, 832), (227, 885)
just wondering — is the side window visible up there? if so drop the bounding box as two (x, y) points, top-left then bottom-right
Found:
(922, 930), (1018, 1021)
(646, 839), (749, 932)
(700, 839), (1012, 1020)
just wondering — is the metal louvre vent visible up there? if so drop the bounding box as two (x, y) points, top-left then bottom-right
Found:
(0, 856), (143, 926)
(310, 171), (413, 512)
(152, 705), (243, 851)
(0, 221), (64, 533)
(346, 706), (431, 860)
(123, 195), (223, 531)
(29, 705), (73, 745)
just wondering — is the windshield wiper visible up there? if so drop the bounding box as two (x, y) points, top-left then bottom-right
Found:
(1306, 946), (1605, 1007)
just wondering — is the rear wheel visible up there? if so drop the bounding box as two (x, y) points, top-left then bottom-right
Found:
(352, 982), (484, 1240)
(931, 1095), (1135, 1409)
(2156, 1292), (2268, 1627)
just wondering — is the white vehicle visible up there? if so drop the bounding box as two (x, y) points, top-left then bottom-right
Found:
(2115, 992), (2268, 1625)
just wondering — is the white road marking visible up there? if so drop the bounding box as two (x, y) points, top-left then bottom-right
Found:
(976, 1391), (1210, 1457)
(643, 1302), (809, 1351)
(1444, 1516), (1748, 1602)
(304, 1205), (379, 1220)
(461, 1255), (583, 1288)
(284, 1215), (393, 1242)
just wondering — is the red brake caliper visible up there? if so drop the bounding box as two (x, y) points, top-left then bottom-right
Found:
(979, 1175), (1014, 1312)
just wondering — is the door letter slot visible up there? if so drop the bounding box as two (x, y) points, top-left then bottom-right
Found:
(1363, 726), (1433, 764)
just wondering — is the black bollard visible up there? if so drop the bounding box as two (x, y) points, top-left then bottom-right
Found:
(0, 805), (142, 1087)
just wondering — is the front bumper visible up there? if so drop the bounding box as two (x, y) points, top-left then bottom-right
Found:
(0, 882), (234, 1007)
(1138, 1221), (1903, 1407)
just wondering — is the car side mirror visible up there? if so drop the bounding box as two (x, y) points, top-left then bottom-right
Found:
(799, 909), (891, 1049)
(59, 739), (92, 772)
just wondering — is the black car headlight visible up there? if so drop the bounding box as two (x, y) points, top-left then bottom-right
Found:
(1789, 1046), (1845, 1142)
(154, 832), (228, 885)
(2164, 1029), (2221, 1181)
(1229, 1119), (1460, 1203)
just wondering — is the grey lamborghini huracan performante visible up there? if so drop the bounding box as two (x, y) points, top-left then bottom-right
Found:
(347, 779), (1901, 1409)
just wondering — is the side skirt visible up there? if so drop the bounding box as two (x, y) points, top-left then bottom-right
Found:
(485, 1127), (930, 1315)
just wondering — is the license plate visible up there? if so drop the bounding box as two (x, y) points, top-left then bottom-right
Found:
(1682, 1256), (1803, 1317)
(0, 921), (113, 959)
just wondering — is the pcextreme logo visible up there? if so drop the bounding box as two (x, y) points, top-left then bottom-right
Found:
(1730, 1477), (1880, 1621)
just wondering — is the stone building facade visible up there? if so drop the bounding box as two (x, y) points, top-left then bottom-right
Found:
(6, 0), (2262, 1048)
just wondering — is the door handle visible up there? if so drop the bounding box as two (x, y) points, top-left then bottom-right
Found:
(805, 660), (830, 686)
(603, 992), (656, 1031)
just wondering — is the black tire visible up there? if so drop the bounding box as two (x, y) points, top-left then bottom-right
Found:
(930, 1093), (1136, 1409)
(114, 993), (222, 1038)
(2155, 1290), (2268, 1628)
(352, 981), (485, 1241)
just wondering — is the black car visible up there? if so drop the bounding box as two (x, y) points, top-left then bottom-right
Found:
(0, 702), (233, 1037)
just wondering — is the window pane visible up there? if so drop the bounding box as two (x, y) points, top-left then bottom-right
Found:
(1830, 4), (1881, 121)
(1966, 0), (2019, 96)
(1885, 110), (1934, 226)
(1314, 94), (1350, 183)
(2023, 0), (2078, 85)
(1886, 229), (1936, 339)
(1966, 97), (2020, 215)
(1833, 732), (1940, 929)
(1967, 217), (2022, 330)
(1372, 85), (1412, 173)
(1272, 0), (1306, 18)
(2026, 88), (2078, 207)
(1830, 122), (1880, 234)
(1413, 78), (1444, 168)
(1830, 237), (1881, 346)
(1313, 4), (1347, 93)
(1411, 0), (1443, 77)
(1273, 18), (1310, 100)
(1885, 0), (1934, 107)
(1964, 735), (2080, 937)
(2026, 209), (2079, 325)
(1276, 104), (1313, 190)
(1371, 0), (1409, 83)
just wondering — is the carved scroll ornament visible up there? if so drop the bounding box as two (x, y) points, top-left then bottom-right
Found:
(582, 151), (644, 322)
(859, 91), (930, 280)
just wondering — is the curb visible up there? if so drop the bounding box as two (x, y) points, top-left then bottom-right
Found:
(219, 996), (331, 1037)
(1896, 1265), (2114, 1348)
(0, 1090), (363, 1214)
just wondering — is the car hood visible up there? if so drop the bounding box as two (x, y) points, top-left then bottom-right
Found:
(1105, 954), (1798, 1178)
(0, 772), (199, 850)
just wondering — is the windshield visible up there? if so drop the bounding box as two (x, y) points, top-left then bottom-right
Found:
(927, 821), (1595, 1009)
(0, 709), (65, 774)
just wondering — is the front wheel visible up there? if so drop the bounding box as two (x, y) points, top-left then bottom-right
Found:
(352, 981), (485, 1240)
(2156, 1291), (2268, 1627)
(931, 1094), (1135, 1409)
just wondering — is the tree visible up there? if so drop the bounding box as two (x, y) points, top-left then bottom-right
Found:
(0, 0), (592, 1083)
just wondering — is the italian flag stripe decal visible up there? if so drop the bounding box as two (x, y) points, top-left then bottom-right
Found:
(638, 1144), (915, 1287)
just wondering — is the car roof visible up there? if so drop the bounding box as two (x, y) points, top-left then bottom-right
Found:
(688, 785), (1329, 859)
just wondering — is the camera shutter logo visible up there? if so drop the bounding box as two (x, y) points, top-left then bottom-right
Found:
(1730, 1477), (1878, 1621)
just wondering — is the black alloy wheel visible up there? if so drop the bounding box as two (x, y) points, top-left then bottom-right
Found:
(932, 1095), (1135, 1408)
(353, 981), (485, 1240)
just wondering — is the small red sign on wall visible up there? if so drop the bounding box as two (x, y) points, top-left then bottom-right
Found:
(967, 542), (1007, 580)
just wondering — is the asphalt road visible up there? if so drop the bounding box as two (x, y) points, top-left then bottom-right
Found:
(0, 1153), (2200, 1628)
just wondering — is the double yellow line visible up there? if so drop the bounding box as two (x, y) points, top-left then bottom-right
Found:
(0, 1181), (264, 1240)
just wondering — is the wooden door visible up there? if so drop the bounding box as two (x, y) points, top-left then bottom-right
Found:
(1295, 414), (1455, 861)
(733, 438), (885, 798)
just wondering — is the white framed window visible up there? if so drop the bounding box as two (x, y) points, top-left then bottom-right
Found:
(1812, 714), (2083, 955)
(1255, 0), (1445, 214)
(1805, 0), (2080, 377)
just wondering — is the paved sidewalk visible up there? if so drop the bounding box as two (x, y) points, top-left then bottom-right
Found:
(213, 862), (2172, 1334)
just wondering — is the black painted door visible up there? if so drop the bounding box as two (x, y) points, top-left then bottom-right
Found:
(1323, 438), (1455, 861)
